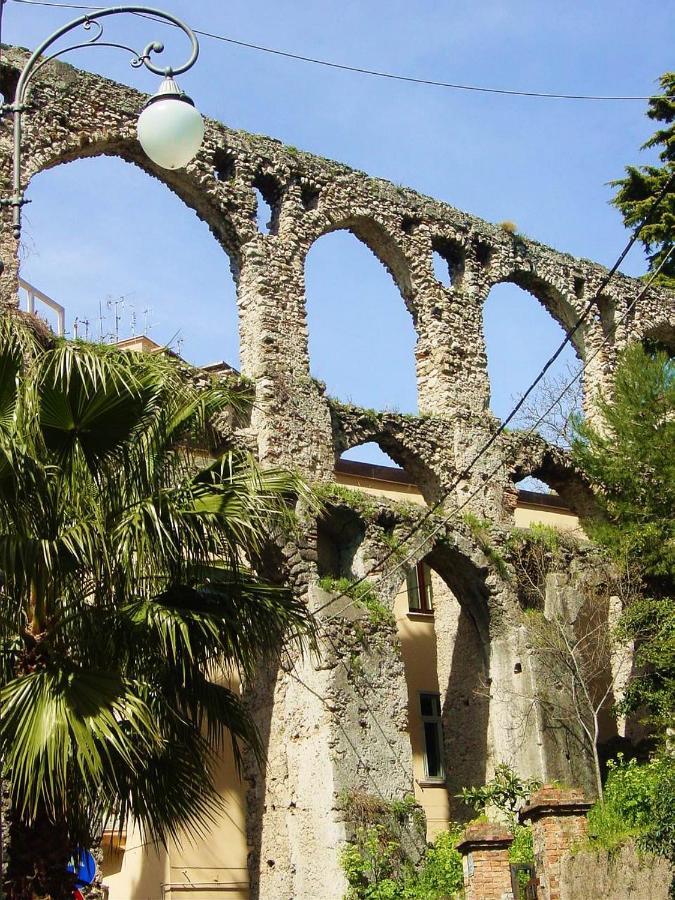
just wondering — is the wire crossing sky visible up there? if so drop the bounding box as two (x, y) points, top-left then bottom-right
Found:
(5, 0), (673, 468)
(10, 0), (660, 102)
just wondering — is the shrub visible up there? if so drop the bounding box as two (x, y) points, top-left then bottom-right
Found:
(584, 755), (675, 864)
(404, 827), (464, 899)
(458, 763), (541, 823)
(341, 822), (464, 899)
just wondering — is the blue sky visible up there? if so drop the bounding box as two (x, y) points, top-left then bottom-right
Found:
(5, 0), (673, 466)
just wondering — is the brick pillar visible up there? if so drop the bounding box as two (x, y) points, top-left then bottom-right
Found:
(456, 823), (514, 900)
(519, 786), (592, 900)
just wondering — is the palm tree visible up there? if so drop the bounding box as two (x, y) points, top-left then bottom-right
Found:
(0, 312), (315, 900)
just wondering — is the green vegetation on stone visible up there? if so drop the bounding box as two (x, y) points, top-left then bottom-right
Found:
(318, 576), (395, 627)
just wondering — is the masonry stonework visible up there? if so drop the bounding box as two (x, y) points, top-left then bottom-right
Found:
(457, 822), (514, 900)
(520, 786), (592, 900)
(1, 48), (674, 899)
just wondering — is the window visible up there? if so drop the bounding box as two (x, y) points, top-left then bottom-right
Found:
(420, 692), (444, 779)
(406, 562), (434, 613)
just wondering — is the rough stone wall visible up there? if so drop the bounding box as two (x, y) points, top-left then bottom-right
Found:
(559, 842), (673, 900)
(1, 47), (674, 900)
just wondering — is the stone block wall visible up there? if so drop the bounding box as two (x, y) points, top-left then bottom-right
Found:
(559, 841), (673, 900)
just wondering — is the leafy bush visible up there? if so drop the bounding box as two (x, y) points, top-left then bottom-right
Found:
(403, 827), (464, 899)
(342, 824), (411, 899)
(509, 824), (535, 865)
(584, 755), (675, 864)
(458, 763), (541, 823)
(509, 825), (536, 895)
(341, 766), (544, 899)
(341, 824), (463, 899)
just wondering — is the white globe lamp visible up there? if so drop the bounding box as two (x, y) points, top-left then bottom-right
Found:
(137, 76), (205, 170)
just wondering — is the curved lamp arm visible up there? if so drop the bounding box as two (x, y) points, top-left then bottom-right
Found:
(2, 5), (200, 242)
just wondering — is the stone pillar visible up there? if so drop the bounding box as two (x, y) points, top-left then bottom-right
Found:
(236, 240), (334, 477)
(456, 823), (514, 900)
(520, 786), (592, 900)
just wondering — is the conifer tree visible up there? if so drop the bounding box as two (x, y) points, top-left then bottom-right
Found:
(572, 344), (674, 735)
(611, 72), (675, 289)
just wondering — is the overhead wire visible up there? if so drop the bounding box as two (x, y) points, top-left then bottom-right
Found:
(8, 0), (674, 835)
(284, 247), (672, 825)
(8, 0), (662, 102)
(8, 0), (673, 622)
(12, 0), (675, 613)
(311, 170), (675, 619)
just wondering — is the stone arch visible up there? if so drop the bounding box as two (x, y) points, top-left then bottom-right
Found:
(332, 419), (442, 505)
(304, 224), (418, 414)
(308, 214), (415, 311)
(316, 499), (367, 580)
(392, 539), (492, 819)
(507, 437), (597, 523)
(20, 154), (241, 363)
(0, 51), (244, 278)
(640, 321), (675, 356)
(496, 267), (585, 354)
(483, 273), (582, 422)
(23, 138), (242, 272)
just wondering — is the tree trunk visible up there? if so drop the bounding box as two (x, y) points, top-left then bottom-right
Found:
(591, 719), (604, 801)
(5, 804), (75, 900)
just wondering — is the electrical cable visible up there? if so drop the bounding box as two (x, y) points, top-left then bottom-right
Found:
(311, 169), (674, 620)
(283, 249), (672, 817)
(323, 243), (673, 626)
(8, 0), (675, 832)
(6, 0), (674, 621)
(9, 0), (662, 102)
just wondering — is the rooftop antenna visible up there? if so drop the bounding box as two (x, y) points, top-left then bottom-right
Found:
(130, 308), (137, 337)
(73, 317), (80, 340)
(142, 306), (158, 336)
(98, 300), (106, 343)
(107, 295), (126, 343)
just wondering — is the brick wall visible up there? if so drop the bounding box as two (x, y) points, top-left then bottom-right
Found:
(457, 822), (514, 900)
(520, 786), (591, 900)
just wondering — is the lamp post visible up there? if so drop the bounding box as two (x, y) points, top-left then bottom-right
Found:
(0, 3), (204, 271)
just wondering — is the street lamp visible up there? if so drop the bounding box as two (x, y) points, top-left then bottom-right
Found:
(0, 4), (204, 252)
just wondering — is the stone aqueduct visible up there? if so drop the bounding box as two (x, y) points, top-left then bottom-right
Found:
(1, 48), (674, 897)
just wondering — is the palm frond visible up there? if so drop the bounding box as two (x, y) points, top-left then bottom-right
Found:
(0, 666), (160, 821)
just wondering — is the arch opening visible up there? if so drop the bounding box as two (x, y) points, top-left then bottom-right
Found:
(484, 281), (581, 443)
(431, 237), (464, 289)
(341, 441), (402, 468)
(19, 156), (240, 370)
(316, 504), (366, 580)
(252, 172), (282, 236)
(305, 228), (418, 413)
(334, 431), (440, 506)
(393, 547), (490, 827)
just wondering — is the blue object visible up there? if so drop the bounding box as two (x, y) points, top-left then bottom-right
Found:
(66, 848), (96, 886)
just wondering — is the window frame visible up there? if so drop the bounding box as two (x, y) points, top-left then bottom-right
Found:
(419, 691), (444, 781)
(406, 561), (434, 614)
